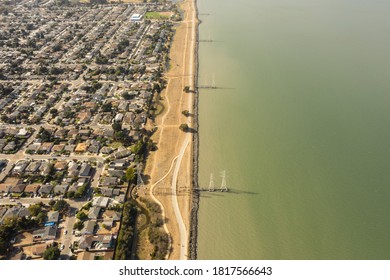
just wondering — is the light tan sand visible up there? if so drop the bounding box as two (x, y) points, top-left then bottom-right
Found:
(141, 0), (197, 260)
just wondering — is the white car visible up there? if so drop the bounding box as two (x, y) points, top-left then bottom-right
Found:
(64, 230), (68, 235)
(60, 244), (65, 250)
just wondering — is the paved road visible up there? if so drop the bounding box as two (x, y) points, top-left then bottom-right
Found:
(61, 207), (77, 258)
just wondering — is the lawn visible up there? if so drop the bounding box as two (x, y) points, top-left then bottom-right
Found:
(145, 12), (170, 20)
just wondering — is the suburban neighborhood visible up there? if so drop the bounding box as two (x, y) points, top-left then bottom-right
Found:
(0, 0), (177, 260)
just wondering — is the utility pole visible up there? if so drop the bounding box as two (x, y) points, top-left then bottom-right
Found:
(208, 173), (215, 192)
(220, 170), (228, 192)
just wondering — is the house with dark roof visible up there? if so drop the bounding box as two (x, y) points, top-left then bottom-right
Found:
(10, 184), (26, 193)
(1, 207), (30, 223)
(38, 184), (54, 194)
(101, 177), (119, 187)
(79, 163), (92, 177)
(88, 206), (101, 219)
(78, 234), (114, 250)
(81, 220), (96, 235)
(100, 187), (113, 197)
(32, 225), (57, 240)
(53, 184), (69, 195)
(25, 161), (41, 173)
(112, 149), (131, 159)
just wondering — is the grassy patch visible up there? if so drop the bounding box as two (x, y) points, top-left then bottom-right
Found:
(136, 228), (154, 260)
(145, 12), (169, 20)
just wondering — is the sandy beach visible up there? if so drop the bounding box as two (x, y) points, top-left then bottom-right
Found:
(141, 0), (197, 260)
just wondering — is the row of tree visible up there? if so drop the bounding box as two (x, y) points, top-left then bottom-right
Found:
(114, 201), (138, 260)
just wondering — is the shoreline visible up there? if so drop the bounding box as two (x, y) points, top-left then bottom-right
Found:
(189, 0), (200, 260)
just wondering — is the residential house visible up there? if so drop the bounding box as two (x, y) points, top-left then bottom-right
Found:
(79, 163), (92, 177)
(32, 226), (57, 240)
(81, 220), (96, 235)
(88, 206), (101, 219)
(47, 211), (59, 224)
(24, 184), (41, 194)
(9, 184), (26, 194)
(53, 184), (69, 195)
(38, 184), (54, 195)
(92, 197), (110, 208)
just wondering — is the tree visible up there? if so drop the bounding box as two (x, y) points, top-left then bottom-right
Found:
(39, 127), (52, 142)
(52, 44), (62, 52)
(182, 110), (190, 117)
(53, 200), (70, 216)
(112, 122), (122, 132)
(153, 83), (161, 93)
(179, 123), (189, 132)
(95, 55), (109, 65)
(43, 246), (60, 260)
(125, 167), (136, 183)
(91, 80), (102, 91)
(66, 191), (75, 199)
(101, 102), (112, 112)
(74, 183), (88, 199)
(73, 221), (84, 231)
(76, 212), (88, 221)
(36, 212), (47, 224)
(81, 202), (92, 211)
(28, 204), (43, 216)
(122, 92), (133, 100)
(50, 108), (58, 117)
(0, 218), (18, 256)
(130, 140), (145, 156)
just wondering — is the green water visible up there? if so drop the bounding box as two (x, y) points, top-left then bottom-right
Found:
(197, 0), (390, 259)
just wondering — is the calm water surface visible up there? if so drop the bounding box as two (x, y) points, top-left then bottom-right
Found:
(197, 0), (390, 259)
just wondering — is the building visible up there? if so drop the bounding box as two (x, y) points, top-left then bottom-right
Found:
(88, 206), (101, 219)
(24, 184), (41, 194)
(47, 211), (59, 224)
(81, 220), (96, 235)
(131, 13), (143, 22)
(79, 163), (92, 177)
(53, 184), (69, 195)
(32, 226), (57, 240)
(92, 197), (110, 208)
